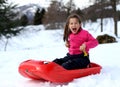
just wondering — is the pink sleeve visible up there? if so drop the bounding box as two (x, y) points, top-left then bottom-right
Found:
(85, 32), (98, 52)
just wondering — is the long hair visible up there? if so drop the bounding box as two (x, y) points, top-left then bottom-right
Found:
(63, 13), (82, 42)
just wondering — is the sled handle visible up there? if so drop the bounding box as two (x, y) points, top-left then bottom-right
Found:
(83, 50), (88, 56)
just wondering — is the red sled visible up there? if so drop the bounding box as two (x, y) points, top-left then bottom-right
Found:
(18, 59), (102, 83)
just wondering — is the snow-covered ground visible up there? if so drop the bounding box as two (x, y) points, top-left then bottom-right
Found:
(0, 18), (120, 87)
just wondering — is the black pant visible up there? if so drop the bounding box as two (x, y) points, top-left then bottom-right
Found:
(53, 53), (90, 70)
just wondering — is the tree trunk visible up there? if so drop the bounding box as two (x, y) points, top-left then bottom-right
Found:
(111, 0), (118, 36)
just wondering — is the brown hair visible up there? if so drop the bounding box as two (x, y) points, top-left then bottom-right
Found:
(63, 13), (82, 42)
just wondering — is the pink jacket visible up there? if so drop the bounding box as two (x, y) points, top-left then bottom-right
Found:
(68, 29), (98, 55)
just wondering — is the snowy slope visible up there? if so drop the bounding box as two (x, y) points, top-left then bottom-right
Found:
(0, 21), (120, 87)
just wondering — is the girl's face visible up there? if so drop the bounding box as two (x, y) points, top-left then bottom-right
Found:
(68, 18), (81, 34)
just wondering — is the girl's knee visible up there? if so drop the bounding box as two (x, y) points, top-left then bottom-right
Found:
(62, 60), (75, 70)
(53, 58), (64, 65)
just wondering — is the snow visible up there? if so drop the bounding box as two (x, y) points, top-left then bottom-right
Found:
(0, 19), (120, 87)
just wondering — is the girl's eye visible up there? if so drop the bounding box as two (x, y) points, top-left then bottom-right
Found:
(75, 22), (78, 24)
(70, 23), (77, 25)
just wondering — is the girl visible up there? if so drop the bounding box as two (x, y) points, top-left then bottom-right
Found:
(53, 13), (98, 70)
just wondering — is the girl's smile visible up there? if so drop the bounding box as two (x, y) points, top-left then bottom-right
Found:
(72, 28), (77, 32)
(68, 18), (81, 34)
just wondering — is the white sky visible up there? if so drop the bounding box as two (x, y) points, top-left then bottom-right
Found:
(7, 0), (92, 9)
(8, 0), (50, 8)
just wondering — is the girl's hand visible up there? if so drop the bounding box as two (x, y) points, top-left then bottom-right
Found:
(65, 41), (70, 48)
(79, 43), (86, 51)
(80, 44), (88, 56)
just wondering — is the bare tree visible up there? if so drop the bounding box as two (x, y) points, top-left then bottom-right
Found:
(43, 0), (67, 29)
(64, 0), (76, 16)
(43, 0), (77, 29)
(94, 0), (108, 32)
(87, 0), (119, 37)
